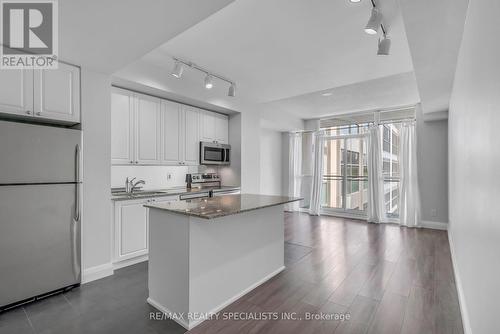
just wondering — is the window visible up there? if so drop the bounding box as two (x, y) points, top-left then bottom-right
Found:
(381, 123), (400, 219)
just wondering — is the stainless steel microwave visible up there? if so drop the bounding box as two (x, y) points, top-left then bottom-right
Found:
(200, 142), (230, 165)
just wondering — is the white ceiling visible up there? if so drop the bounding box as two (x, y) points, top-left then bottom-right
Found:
(399, 0), (469, 115)
(261, 71), (420, 119)
(119, 0), (418, 120)
(58, 0), (234, 73)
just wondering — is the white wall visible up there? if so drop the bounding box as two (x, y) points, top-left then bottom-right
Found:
(416, 105), (449, 224)
(448, 0), (500, 332)
(81, 69), (112, 276)
(240, 110), (261, 193)
(260, 128), (283, 196)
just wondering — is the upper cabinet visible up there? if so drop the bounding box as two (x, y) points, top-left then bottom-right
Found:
(111, 89), (161, 165)
(200, 110), (228, 144)
(182, 106), (200, 165)
(0, 63), (80, 124)
(33, 63), (80, 123)
(161, 100), (181, 165)
(135, 95), (161, 164)
(0, 69), (33, 117)
(111, 88), (227, 166)
(111, 88), (135, 165)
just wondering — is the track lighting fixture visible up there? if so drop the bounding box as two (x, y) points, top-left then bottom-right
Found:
(171, 57), (236, 97)
(228, 83), (236, 97)
(364, 8), (382, 35)
(377, 35), (391, 55)
(171, 61), (184, 78)
(204, 74), (213, 89)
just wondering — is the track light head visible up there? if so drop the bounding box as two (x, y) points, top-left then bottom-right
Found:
(171, 61), (183, 78)
(204, 74), (213, 89)
(365, 8), (382, 35)
(377, 36), (391, 55)
(228, 83), (236, 97)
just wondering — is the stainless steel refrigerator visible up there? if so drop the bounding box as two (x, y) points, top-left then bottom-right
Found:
(0, 120), (81, 310)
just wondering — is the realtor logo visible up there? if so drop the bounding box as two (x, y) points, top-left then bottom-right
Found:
(0, 0), (58, 69)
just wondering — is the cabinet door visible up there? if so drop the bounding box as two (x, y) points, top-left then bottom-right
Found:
(0, 69), (33, 117)
(215, 113), (229, 144)
(34, 63), (80, 123)
(182, 106), (200, 165)
(135, 94), (161, 164)
(200, 109), (216, 142)
(115, 199), (148, 261)
(161, 100), (181, 165)
(111, 88), (134, 165)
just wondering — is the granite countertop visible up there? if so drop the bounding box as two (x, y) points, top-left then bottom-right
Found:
(111, 186), (240, 201)
(144, 194), (302, 219)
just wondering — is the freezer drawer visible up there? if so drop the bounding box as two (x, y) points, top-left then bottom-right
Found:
(0, 184), (80, 307)
(0, 120), (81, 184)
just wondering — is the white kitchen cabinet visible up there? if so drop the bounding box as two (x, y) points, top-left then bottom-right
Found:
(111, 90), (161, 165)
(0, 63), (80, 124)
(161, 100), (181, 165)
(214, 113), (229, 144)
(182, 106), (200, 165)
(135, 95), (161, 164)
(160, 103), (199, 166)
(33, 63), (80, 123)
(0, 69), (33, 117)
(114, 198), (149, 263)
(111, 88), (135, 165)
(113, 195), (178, 267)
(199, 109), (228, 144)
(200, 109), (216, 142)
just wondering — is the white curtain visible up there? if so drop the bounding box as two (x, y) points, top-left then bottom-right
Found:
(366, 125), (384, 223)
(287, 133), (302, 211)
(398, 121), (421, 227)
(309, 131), (325, 215)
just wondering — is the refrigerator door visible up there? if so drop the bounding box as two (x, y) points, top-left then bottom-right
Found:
(0, 184), (81, 307)
(0, 120), (81, 184)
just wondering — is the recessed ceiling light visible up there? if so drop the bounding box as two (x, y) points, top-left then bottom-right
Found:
(349, 0), (362, 2)
(322, 92), (333, 96)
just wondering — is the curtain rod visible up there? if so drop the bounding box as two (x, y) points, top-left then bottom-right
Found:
(289, 118), (416, 135)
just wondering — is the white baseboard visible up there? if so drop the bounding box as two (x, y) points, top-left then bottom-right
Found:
(420, 220), (448, 230)
(448, 229), (472, 334)
(113, 255), (148, 270)
(147, 297), (191, 329)
(82, 262), (114, 284)
(148, 265), (285, 330)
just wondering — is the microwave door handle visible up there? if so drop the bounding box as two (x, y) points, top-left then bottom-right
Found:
(222, 148), (225, 163)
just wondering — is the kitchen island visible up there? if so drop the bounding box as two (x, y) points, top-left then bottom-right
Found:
(144, 194), (301, 330)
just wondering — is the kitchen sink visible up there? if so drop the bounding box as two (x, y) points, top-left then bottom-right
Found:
(111, 190), (171, 197)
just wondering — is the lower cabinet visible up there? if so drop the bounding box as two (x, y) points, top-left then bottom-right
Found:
(113, 195), (178, 267)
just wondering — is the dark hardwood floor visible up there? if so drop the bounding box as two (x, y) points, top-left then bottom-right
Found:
(189, 212), (463, 334)
(0, 213), (462, 334)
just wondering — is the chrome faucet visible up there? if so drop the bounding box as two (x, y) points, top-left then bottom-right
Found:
(125, 177), (146, 194)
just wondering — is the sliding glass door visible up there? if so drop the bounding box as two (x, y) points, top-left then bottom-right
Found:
(321, 135), (368, 217)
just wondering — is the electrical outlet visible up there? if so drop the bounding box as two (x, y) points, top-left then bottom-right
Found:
(430, 209), (437, 218)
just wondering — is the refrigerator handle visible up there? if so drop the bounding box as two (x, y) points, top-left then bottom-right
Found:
(74, 144), (80, 222)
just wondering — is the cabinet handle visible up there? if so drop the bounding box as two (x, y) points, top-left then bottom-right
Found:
(130, 160), (133, 164)
(36, 112), (41, 116)
(26, 110), (31, 115)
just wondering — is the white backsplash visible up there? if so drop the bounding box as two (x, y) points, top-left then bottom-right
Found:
(111, 165), (199, 190)
(111, 165), (239, 190)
